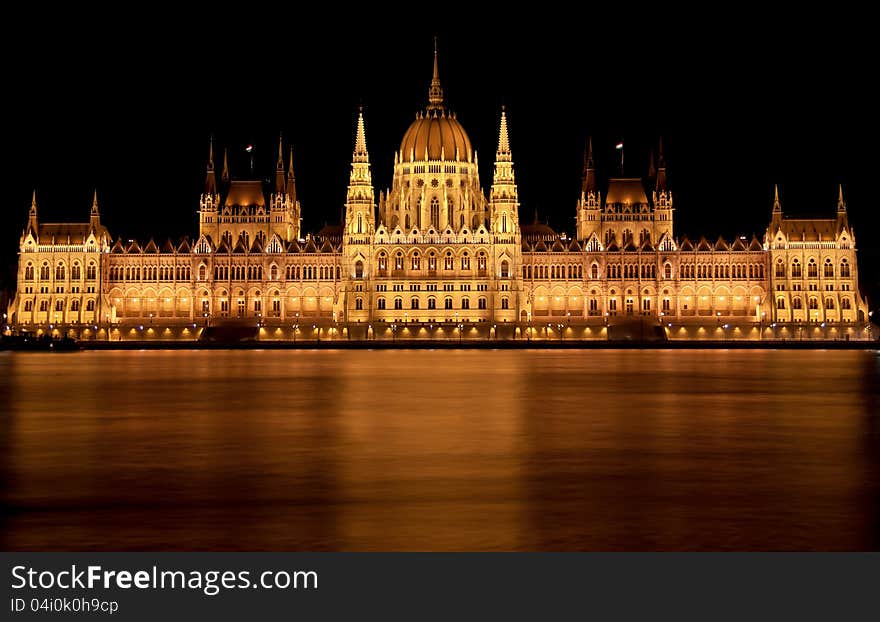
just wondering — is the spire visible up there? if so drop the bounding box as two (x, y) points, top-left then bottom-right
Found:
(275, 133), (286, 193)
(655, 137), (668, 193)
(221, 148), (230, 184)
(496, 106), (511, 161)
(27, 189), (38, 235)
(204, 137), (218, 195)
(353, 106), (369, 162)
(286, 145), (297, 203)
(773, 184), (781, 212)
(427, 37), (444, 110)
(90, 189), (101, 229)
(91, 189), (99, 216)
(836, 184), (849, 232)
(581, 137), (596, 195)
(837, 183), (846, 212)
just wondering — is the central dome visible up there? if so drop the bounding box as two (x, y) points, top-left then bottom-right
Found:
(400, 110), (473, 162)
(399, 40), (473, 163)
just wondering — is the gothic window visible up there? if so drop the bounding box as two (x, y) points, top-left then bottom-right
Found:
(501, 213), (508, 233)
(40, 300), (48, 312)
(40, 263), (50, 280)
(501, 260), (510, 278)
(377, 298), (386, 310)
(71, 263), (81, 280)
(775, 259), (785, 278)
(777, 298), (785, 310)
(270, 265), (279, 280)
(355, 298), (363, 310)
(840, 259), (850, 278)
(430, 197), (440, 228)
(25, 263), (34, 280)
(445, 297), (453, 309)
(24, 300), (33, 311)
(428, 297), (436, 309)
(87, 299), (95, 311)
(405, 214), (411, 230)
(501, 298), (509, 309)
(357, 214), (363, 234)
(791, 259), (802, 278)
(841, 298), (851, 310)
(825, 297), (835, 309)
(394, 298), (403, 310)
(462, 298), (470, 309)
(71, 300), (80, 311)
(625, 298), (634, 314)
(55, 263), (66, 280)
(824, 258), (833, 278)
(461, 253), (470, 271)
(478, 297), (487, 309)
(589, 299), (598, 312)
(792, 297), (803, 310)
(411, 297), (419, 309)
(378, 252), (387, 272)
(642, 298), (651, 312)
(354, 260), (364, 278)
(428, 252), (437, 271)
(662, 298), (671, 311)
(808, 297), (818, 310)
(808, 258), (818, 278)
(445, 252), (454, 270)
(198, 265), (207, 281)
(477, 252), (487, 273)
(664, 263), (672, 279)
(411, 253), (421, 271)
(55, 299), (64, 312)
(395, 252), (404, 271)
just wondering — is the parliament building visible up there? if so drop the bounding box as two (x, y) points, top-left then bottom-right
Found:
(6, 48), (872, 342)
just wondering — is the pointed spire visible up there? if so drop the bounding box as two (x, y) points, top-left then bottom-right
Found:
(837, 183), (846, 212)
(205, 137), (218, 195)
(286, 145), (297, 204)
(30, 189), (37, 215)
(221, 148), (230, 183)
(275, 133), (286, 193)
(91, 189), (99, 216)
(496, 106), (511, 161)
(27, 189), (39, 234)
(353, 106), (369, 162)
(427, 37), (444, 110)
(533, 207), (539, 225)
(581, 137), (596, 195)
(772, 184), (782, 212)
(655, 137), (668, 193)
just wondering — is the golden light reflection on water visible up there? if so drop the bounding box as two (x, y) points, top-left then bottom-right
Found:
(1, 349), (878, 550)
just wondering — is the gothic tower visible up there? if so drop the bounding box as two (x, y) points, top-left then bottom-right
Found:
(576, 137), (600, 241)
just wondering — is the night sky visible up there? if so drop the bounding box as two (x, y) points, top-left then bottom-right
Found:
(6, 13), (877, 306)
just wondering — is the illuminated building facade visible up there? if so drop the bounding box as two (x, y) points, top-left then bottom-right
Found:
(6, 48), (872, 341)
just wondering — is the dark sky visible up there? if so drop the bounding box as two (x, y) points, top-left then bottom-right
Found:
(5, 12), (877, 305)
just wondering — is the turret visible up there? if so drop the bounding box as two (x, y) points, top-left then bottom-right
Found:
(836, 184), (849, 233)
(489, 107), (518, 236)
(576, 137), (600, 241)
(90, 189), (101, 230)
(344, 107), (375, 237)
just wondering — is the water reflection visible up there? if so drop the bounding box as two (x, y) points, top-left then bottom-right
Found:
(1, 349), (878, 550)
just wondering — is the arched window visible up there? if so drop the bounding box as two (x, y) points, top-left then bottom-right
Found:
(808, 297), (818, 310)
(377, 297), (386, 310)
(791, 259), (802, 278)
(841, 298), (851, 310)
(395, 252), (404, 271)
(430, 197), (440, 228)
(501, 298), (509, 309)
(461, 253), (470, 271)
(777, 298), (786, 310)
(411, 253), (421, 271)
(394, 297), (403, 310)
(462, 297), (470, 309)
(55, 263), (66, 280)
(71, 263), (81, 280)
(792, 297), (802, 310)
(478, 297), (487, 309)
(270, 265), (279, 280)
(808, 258), (817, 278)
(357, 214), (363, 234)
(444, 297), (453, 309)
(428, 297), (436, 309)
(775, 259), (785, 278)
(590, 263), (599, 279)
(198, 265), (207, 281)
(825, 297), (835, 309)
(501, 213), (508, 233)
(411, 297), (419, 309)
(24, 263), (34, 280)
(86, 299), (95, 311)
(354, 260), (364, 278)
(664, 263), (672, 279)
(355, 298), (363, 310)
(40, 263), (50, 280)
(445, 252), (454, 270)
(824, 258), (833, 278)
(840, 259), (850, 278)
(501, 260), (510, 278)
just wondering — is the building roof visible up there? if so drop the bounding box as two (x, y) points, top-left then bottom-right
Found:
(778, 218), (838, 241)
(38, 223), (107, 243)
(223, 180), (266, 207)
(605, 178), (649, 205)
